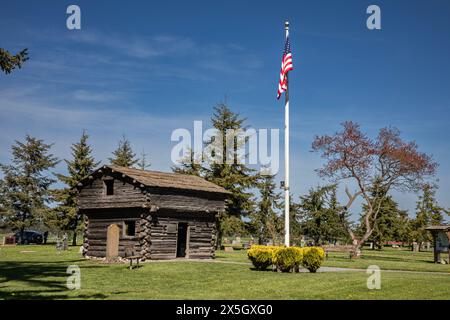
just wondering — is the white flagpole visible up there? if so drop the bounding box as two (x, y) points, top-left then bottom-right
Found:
(284, 21), (290, 247)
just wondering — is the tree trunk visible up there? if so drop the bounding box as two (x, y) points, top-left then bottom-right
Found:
(351, 243), (363, 258)
(215, 227), (223, 250)
(72, 215), (79, 246)
(20, 226), (25, 245)
(72, 231), (77, 246)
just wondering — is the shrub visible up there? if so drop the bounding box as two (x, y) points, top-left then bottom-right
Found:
(247, 245), (325, 273)
(292, 247), (304, 272)
(273, 247), (302, 272)
(301, 247), (325, 273)
(247, 245), (276, 270)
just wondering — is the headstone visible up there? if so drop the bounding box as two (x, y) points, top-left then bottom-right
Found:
(106, 224), (120, 261)
(62, 233), (68, 250)
(56, 237), (63, 254)
(4, 235), (16, 245)
(368, 242), (374, 249)
(224, 246), (234, 252)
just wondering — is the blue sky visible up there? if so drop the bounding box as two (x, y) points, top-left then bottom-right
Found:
(1, 0), (449, 220)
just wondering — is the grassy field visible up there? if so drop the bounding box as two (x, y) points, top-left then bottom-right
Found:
(216, 247), (450, 273)
(0, 244), (449, 300)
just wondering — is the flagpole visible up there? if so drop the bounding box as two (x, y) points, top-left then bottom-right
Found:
(284, 21), (290, 247)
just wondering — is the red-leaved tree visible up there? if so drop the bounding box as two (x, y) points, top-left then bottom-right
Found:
(312, 121), (437, 256)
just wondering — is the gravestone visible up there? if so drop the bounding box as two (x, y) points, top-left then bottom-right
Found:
(56, 237), (63, 254)
(224, 246), (234, 252)
(3, 235), (16, 245)
(62, 233), (68, 250)
(106, 224), (120, 261)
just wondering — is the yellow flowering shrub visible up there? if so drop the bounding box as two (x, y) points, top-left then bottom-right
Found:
(247, 245), (277, 270)
(302, 246), (325, 259)
(272, 247), (300, 272)
(247, 245), (325, 273)
(301, 247), (325, 273)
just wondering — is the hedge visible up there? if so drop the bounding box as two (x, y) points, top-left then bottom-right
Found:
(247, 245), (278, 270)
(247, 245), (324, 273)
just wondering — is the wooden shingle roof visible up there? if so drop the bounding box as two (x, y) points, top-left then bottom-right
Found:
(96, 165), (230, 195)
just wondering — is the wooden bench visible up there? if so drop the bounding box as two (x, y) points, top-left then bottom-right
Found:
(124, 245), (141, 270)
(323, 245), (355, 259)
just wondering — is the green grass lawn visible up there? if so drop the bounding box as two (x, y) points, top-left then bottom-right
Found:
(216, 247), (450, 273)
(0, 245), (449, 300)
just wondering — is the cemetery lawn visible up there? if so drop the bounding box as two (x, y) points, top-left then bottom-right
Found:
(216, 247), (450, 273)
(0, 245), (449, 300)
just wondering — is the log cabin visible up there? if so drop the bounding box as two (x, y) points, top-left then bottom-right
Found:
(76, 165), (230, 260)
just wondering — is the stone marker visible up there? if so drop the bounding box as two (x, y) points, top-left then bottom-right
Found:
(106, 224), (120, 261)
(224, 246), (234, 252)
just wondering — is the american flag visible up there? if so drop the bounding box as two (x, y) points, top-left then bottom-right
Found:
(277, 36), (293, 99)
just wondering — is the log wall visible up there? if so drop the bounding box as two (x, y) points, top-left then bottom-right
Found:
(84, 209), (144, 258)
(146, 211), (216, 260)
(83, 209), (217, 260)
(78, 176), (145, 210)
(147, 187), (226, 212)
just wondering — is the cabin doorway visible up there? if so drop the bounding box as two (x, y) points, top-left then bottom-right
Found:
(176, 223), (189, 258)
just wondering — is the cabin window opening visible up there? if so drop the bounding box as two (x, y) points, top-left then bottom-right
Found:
(124, 221), (136, 237)
(104, 179), (114, 196)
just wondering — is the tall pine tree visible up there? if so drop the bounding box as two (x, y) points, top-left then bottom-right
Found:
(298, 185), (348, 246)
(171, 149), (203, 176)
(359, 192), (410, 249)
(172, 104), (258, 247)
(137, 149), (151, 171)
(411, 184), (447, 250)
(250, 172), (282, 245)
(52, 131), (100, 245)
(203, 104), (258, 248)
(0, 135), (59, 243)
(109, 135), (138, 167)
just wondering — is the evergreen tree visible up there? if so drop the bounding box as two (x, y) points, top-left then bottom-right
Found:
(52, 131), (100, 245)
(171, 149), (203, 176)
(411, 184), (447, 250)
(280, 193), (303, 245)
(298, 185), (347, 246)
(220, 216), (247, 238)
(172, 104), (258, 247)
(0, 135), (59, 243)
(250, 172), (282, 245)
(0, 48), (28, 74)
(138, 149), (151, 171)
(360, 191), (410, 249)
(203, 104), (258, 248)
(108, 135), (138, 167)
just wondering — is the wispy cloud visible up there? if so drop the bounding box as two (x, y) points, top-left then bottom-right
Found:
(68, 32), (197, 59)
(73, 90), (123, 103)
